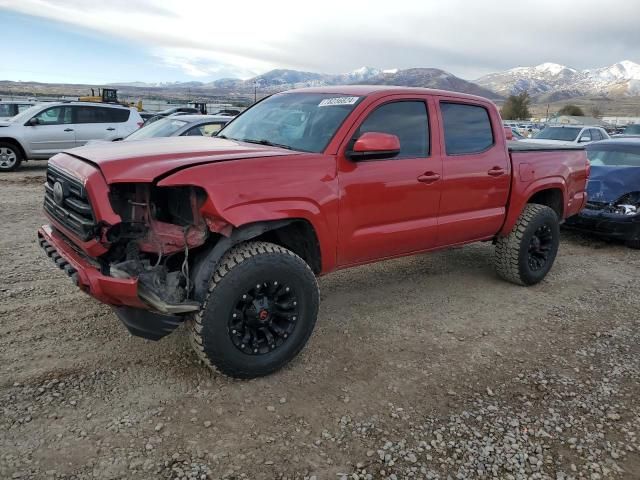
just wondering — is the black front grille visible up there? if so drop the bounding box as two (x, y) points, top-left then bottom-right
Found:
(44, 165), (97, 240)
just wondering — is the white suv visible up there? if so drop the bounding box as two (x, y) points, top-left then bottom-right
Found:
(0, 102), (143, 171)
(522, 125), (610, 147)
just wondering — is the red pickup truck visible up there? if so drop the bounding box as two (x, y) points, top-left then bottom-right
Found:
(38, 86), (589, 378)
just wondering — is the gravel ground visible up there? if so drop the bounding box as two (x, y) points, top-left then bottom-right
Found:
(1, 164), (639, 480)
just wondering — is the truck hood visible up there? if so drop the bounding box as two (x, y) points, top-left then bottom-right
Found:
(587, 165), (640, 203)
(60, 136), (301, 183)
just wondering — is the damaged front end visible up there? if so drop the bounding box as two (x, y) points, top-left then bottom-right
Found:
(104, 184), (211, 315)
(39, 173), (225, 341)
(566, 191), (640, 242)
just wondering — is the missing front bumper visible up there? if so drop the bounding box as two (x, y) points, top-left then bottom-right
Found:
(565, 211), (640, 241)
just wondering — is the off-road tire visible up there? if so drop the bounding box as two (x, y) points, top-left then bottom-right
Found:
(188, 241), (319, 378)
(495, 204), (560, 286)
(0, 142), (23, 172)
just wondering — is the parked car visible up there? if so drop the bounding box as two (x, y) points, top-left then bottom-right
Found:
(215, 108), (242, 116)
(0, 102), (144, 171)
(143, 107), (203, 125)
(139, 112), (157, 123)
(87, 115), (231, 144)
(615, 124), (640, 138)
(0, 100), (38, 121)
(124, 114), (230, 140)
(511, 128), (525, 140)
(37, 86), (589, 378)
(523, 125), (609, 147)
(565, 138), (640, 248)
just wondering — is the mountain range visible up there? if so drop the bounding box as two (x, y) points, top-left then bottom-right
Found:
(475, 60), (640, 101)
(107, 60), (640, 102)
(110, 66), (500, 99)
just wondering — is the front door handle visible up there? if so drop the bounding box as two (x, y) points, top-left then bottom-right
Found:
(417, 172), (441, 184)
(487, 166), (505, 177)
(106, 127), (116, 131)
(64, 128), (74, 132)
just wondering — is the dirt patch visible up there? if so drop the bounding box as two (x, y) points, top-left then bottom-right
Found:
(0, 167), (639, 479)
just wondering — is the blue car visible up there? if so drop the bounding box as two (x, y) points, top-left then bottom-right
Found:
(565, 138), (640, 248)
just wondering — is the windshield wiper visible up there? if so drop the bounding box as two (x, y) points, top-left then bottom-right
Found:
(239, 138), (294, 150)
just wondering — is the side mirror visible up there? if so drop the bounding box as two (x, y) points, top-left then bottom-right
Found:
(348, 132), (401, 160)
(579, 135), (591, 143)
(26, 117), (39, 126)
(504, 126), (514, 140)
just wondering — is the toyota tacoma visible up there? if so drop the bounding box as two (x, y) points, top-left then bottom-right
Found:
(38, 86), (589, 378)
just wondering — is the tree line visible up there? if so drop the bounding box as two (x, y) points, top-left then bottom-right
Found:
(500, 91), (602, 120)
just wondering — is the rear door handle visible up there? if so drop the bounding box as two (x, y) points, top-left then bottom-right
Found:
(106, 127), (116, 131)
(64, 128), (74, 132)
(487, 166), (505, 177)
(417, 172), (441, 184)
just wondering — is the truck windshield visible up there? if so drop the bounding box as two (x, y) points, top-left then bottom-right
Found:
(219, 93), (363, 153)
(623, 124), (640, 135)
(587, 145), (640, 167)
(534, 127), (581, 141)
(125, 118), (188, 140)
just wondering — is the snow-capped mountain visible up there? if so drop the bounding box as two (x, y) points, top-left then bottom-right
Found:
(205, 67), (383, 92)
(109, 66), (500, 99)
(339, 66), (382, 83)
(208, 67), (498, 98)
(476, 60), (640, 99)
(363, 68), (501, 99)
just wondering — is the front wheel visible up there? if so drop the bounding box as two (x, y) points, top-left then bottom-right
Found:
(495, 204), (560, 286)
(188, 241), (319, 378)
(0, 142), (23, 172)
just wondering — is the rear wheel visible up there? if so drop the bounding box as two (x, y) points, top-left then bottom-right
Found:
(188, 241), (319, 378)
(495, 204), (560, 286)
(0, 142), (22, 172)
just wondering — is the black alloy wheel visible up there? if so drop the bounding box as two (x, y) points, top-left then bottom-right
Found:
(229, 281), (299, 355)
(527, 224), (554, 271)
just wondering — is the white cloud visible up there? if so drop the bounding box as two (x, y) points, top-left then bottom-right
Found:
(1, 0), (639, 80)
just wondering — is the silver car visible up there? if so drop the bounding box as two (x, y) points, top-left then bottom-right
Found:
(0, 102), (144, 172)
(123, 114), (232, 141)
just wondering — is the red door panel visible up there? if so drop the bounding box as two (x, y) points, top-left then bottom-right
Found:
(435, 98), (511, 246)
(336, 96), (443, 266)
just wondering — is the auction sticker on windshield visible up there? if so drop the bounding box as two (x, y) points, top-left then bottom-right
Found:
(318, 96), (360, 107)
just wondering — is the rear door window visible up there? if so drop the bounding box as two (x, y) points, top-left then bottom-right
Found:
(440, 102), (494, 155)
(72, 106), (130, 123)
(590, 129), (602, 141)
(73, 106), (104, 124)
(356, 101), (429, 158)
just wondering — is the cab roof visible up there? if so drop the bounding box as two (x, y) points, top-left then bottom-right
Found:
(279, 85), (494, 103)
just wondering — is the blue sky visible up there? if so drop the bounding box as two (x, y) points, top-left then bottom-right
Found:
(0, 11), (215, 84)
(1, 0), (639, 85)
